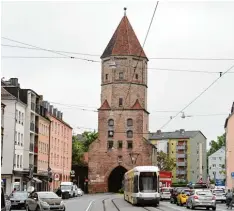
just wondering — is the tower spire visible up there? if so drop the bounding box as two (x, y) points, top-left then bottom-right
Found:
(124, 7), (127, 16)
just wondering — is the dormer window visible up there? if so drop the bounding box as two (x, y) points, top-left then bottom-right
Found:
(127, 118), (133, 126)
(108, 119), (114, 126)
(119, 72), (123, 80)
(127, 130), (133, 138)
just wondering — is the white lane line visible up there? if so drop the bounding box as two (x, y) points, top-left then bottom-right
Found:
(85, 200), (95, 211)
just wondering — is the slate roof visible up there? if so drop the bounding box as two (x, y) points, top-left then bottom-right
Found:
(1, 87), (16, 100)
(101, 15), (147, 59)
(149, 130), (206, 140)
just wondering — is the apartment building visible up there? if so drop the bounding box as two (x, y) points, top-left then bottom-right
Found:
(42, 101), (72, 190)
(1, 102), (6, 167)
(225, 102), (234, 189)
(149, 129), (207, 183)
(1, 86), (27, 194)
(208, 147), (225, 182)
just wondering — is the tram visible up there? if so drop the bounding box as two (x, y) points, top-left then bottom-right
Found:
(123, 166), (160, 206)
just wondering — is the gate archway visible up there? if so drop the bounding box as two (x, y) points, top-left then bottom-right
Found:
(108, 166), (127, 193)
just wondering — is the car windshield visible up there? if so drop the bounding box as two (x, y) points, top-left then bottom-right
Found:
(60, 185), (71, 190)
(139, 172), (157, 193)
(196, 191), (212, 196)
(38, 192), (59, 199)
(11, 192), (28, 199)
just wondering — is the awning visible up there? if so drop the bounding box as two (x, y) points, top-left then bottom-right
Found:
(32, 177), (42, 183)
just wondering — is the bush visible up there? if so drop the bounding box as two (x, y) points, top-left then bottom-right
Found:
(118, 188), (124, 194)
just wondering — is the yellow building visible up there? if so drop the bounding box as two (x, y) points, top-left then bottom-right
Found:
(150, 129), (207, 184)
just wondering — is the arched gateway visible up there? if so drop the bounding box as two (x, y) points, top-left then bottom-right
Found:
(87, 10), (156, 194)
(108, 166), (127, 192)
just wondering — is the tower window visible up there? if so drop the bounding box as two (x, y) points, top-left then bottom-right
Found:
(118, 141), (123, 149)
(135, 74), (138, 79)
(127, 118), (133, 126)
(119, 72), (123, 80)
(127, 141), (133, 149)
(108, 130), (114, 138)
(108, 119), (114, 126)
(119, 98), (123, 107)
(105, 74), (108, 80)
(127, 130), (133, 138)
(108, 141), (114, 149)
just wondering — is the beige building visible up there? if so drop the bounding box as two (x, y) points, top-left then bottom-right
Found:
(225, 102), (234, 189)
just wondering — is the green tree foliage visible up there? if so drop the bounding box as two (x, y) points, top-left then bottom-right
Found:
(157, 151), (176, 171)
(207, 133), (226, 156)
(72, 131), (98, 165)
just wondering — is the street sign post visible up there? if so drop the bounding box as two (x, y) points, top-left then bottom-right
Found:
(231, 172), (234, 179)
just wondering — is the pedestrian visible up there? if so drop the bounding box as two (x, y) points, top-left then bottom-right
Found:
(11, 188), (16, 193)
(227, 189), (233, 209)
(56, 187), (62, 197)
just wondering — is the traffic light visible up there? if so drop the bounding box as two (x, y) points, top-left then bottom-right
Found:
(48, 178), (52, 183)
(48, 167), (52, 183)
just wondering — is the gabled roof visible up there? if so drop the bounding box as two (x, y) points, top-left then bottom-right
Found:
(98, 100), (111, 110)
(1, 87), (17, 100)
(101, 15), (147, 59)
(149, 130), (206, 140)
(131, 99), (143, 109)
(208, 147), (226, 157)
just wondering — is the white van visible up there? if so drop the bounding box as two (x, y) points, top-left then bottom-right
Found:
(60, 182), (74, 198)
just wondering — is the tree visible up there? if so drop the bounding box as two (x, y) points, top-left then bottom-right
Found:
(72, 131), (98, 165)
(157, 151), (176, 171)
(207, 133), (226, 156)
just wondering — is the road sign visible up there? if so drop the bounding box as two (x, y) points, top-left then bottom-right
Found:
(215, 179), (225, 186)
(231, 172), (234, 179)
(54, 173), (60, 181)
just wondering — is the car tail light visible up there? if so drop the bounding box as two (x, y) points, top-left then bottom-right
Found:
(194, 196), (199, 200)
(212, 196), (216, 200)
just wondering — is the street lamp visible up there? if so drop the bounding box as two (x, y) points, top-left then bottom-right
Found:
(129, 152), (139, 165)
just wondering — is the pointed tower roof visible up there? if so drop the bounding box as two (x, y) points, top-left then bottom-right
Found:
(98, 99), (111, 110)
(101, 10), (147, 60)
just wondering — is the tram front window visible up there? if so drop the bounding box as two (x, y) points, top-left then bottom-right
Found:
(139, 172), (157, 193)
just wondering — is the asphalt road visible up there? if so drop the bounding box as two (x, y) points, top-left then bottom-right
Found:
(12, 194), (229, 211)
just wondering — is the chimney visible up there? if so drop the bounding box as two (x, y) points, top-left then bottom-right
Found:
(57, 111), (61, 119)
(53, 108), (57, 117)
(10, 78), (19, 87)
(60, 112), (63, 120)
(156, 130), (161, 135)
(180, 129), (185, 134)
(49, 105), (53, 114)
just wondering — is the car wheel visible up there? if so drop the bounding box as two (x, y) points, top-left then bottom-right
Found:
(36, 206), (40, 211)
(212, 207), (216, 211)
(26, 206), (30, 211)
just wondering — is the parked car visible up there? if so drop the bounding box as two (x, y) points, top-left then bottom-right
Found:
(211, 189), (226, 203)
(170, 187), (185, 204)
(77, 188), (83, 196)
(186, 189), (216, 210)
(60, 182), (74, 198)
(160, 187), (172, 200)
(9, 191), (28, 209)
(176, 189), (191, 206)
(26, 191), (65, 211)
(4, 195), (11, 211)
(73, 185), (79, 197)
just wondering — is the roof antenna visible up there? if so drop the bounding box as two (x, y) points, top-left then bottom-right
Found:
(124, 7), (127, 16)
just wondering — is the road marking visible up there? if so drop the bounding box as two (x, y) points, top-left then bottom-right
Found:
(85, 200), (95, 211)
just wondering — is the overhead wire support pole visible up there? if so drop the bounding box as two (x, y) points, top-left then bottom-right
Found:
(159, 64), (234, 130)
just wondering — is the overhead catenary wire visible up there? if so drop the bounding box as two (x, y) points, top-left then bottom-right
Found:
(2, 43), (234, 61)
(159, 64), (234, 130)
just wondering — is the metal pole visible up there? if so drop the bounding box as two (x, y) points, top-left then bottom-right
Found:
(78, 176), (79, 188)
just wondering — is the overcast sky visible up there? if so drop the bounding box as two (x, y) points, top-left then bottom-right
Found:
(1, 1), (234, 146)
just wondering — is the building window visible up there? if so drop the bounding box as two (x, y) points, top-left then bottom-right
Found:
(212, 157), (216, 160)
(21, 113), (24, 125)
(108, 130), (114, 138)
(17, 155), (19, 168)
(127, 141), (133, 149)
(18, 132), (20, 145)
(118, 141), (123, 149)
(135, 74), (138, 79)
(105, 74), (108, 80)
(21, 134), (23, 146)
(15, 132), (17, 144)
(19, 111), (21, 124)
(16, 109), (18, 122)
(213, 164), (216, 167)
(119, 98), (123, 107)
(20, 155), (22, 168)
(119, 72), (123, 80)
(127, 130), (133, 138)
(127, 118), (133, 126)
(108, 141), (114, 149)
(108, 119), (114, 126)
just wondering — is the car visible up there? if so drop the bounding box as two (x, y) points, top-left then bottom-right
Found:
(211, 189), (226, 203)
(177, 189), (191, 206)
(9, 191), (28, 210)
(26, 191), (65, 211)
(77, 188), (83, 196)
(170, 187), (184, 204)
(160, 187), (172, 200)
(4, 195), (11, 211)
(186, 189), (216, 210)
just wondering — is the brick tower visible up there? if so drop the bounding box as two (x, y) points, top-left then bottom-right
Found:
(88, 11), (154, 193)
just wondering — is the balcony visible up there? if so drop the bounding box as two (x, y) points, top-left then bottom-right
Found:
(30, 122), (35, 132)
(35, 126), (39, 134)
(176, 170), (186, 175)
(177, 154), (187, 158)
(29, 143), (34, 152)
(31, 102), (35, 111)
(36, 105), (40, 114)
(177, 162), (187, 166)
(177, 145), (186, 150)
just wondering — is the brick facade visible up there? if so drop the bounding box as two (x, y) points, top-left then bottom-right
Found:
(88, 14), (153, 193)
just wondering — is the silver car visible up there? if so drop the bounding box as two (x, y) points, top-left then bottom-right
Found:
(211, 189), (226, 203)
(26, 192), (65, 211)
(186, 189), (216, 210)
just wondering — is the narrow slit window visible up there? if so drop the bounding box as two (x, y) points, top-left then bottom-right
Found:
(119, 98), (123, 107)
(119, 72), (123, 80)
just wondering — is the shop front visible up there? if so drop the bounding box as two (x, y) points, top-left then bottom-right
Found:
(1, 175), (12, 195)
